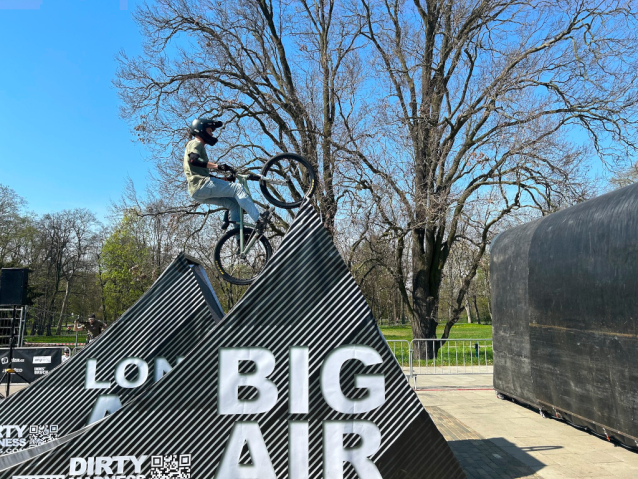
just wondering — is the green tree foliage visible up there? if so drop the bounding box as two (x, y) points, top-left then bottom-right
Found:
(0, 185), (37, 269)
(99, 217), (153, 323)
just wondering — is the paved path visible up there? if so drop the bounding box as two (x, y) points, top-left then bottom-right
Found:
(418, 374), (638, 478)
(0, 383), (28, 398)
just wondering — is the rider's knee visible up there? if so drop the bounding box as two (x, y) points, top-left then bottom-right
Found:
(230, 182), (245, 195)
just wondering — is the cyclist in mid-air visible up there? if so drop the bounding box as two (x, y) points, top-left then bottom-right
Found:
(183, 117), (271, 232)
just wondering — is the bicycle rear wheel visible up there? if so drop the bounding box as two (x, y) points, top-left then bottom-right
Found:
(259, 153), (317, 209)
(213, 227), (273, 285)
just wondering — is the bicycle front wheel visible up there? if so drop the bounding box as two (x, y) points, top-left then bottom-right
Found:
(213, 227), (273, 285)
(259, 153), (317, 209)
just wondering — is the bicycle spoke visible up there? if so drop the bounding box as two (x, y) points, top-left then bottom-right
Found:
(217, 231), (269, 282)
(263, 157), (312, 205)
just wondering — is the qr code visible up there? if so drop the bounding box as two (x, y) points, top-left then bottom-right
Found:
(28, 424), (58, 446)
(150, 454), (191, 478)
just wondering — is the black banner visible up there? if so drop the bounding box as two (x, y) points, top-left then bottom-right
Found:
(492, 181), (638, 450)
(0, 348), (62, 384)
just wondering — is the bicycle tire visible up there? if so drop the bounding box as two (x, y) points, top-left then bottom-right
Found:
(259, 153), (317, 209)
(213, 227), (273, 285)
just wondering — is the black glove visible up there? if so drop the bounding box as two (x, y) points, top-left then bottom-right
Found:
(217, 163), (236, 174)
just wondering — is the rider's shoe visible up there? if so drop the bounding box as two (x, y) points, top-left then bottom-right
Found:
(254, 208), (274, 234)
(221, 219), (237, 231)
(222, 210), (236, 231)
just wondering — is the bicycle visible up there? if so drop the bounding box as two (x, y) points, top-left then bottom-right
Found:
(212, 153), (317, 285)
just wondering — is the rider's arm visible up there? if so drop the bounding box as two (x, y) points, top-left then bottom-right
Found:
(188, 153), (221, 170)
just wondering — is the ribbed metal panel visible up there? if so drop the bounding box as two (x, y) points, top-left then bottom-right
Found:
(0, 202), (463, 478)
(0, 253), (221, 455)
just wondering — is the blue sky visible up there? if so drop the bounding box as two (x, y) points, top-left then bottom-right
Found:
(0, 0), (149, 220)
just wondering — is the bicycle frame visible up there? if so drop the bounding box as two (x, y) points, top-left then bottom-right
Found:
(212, 153), (317, 285)
(235, 173), (278, 258)
(237, 209), (260, 259)
(219, 172), (287, 259)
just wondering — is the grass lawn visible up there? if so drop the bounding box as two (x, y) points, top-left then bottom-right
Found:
(24, 334), (88, 344)
(380, 323), (493, 367)
(379, 323), (492, 341)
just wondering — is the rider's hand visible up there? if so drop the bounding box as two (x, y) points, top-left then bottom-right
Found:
(216, 163), (236, 174)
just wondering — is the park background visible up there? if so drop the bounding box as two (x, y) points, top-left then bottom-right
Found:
(1, 0), (637, 349)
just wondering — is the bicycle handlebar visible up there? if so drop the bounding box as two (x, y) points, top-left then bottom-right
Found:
(209, 171), (262, 182)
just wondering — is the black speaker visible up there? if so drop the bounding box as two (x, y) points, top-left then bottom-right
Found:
(0, 268), (29, 306)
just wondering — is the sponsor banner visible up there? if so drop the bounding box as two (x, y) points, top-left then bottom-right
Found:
(0, 349), (61, 384)
(12, 476), (65, 478)
(0, 254), (224, 457)
(0, 202), (463, 478)
(32, 357), (51, 364)
(0, 425), (58, 456)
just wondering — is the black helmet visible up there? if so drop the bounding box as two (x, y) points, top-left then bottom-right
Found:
(190, 118), (223, 146)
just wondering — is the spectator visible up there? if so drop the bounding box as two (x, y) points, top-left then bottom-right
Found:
(74, 314), (107, 343)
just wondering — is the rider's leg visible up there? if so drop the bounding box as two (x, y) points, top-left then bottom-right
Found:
(197, 196), (242, 222)
(227, 182), (260, 222)
(192, 177), (260, 222)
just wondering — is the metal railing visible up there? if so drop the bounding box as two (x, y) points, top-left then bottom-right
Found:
(0, 306), (27, 347)
(386, 340), (411, 383)
(386, 338), (493, 388)
(71, 346), (85, 356)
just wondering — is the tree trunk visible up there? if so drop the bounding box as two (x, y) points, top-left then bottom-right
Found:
(97, 254), (109, 324)
(30, 308), (40, 335)
(472, 295), (481, 325)
(400, 295), (405, 324)
(442, 308), (463, 339)
(411, 228), (442, 359)
(55, 279), (72, 335)
(393, 290), (397, 323)
(465, 297), (473, 324)
(46, 312), (54, 336)
(46, 288), (59, 337)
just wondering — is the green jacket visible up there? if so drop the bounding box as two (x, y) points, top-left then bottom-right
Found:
(183, 139), (210, 196)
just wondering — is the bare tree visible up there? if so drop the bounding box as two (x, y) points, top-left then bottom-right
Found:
(54, 210), (99, 335)
(34, 209), (99, 335)
(610, 160), (638, 188)
(349, 0), (638, 353)
(113, 0), (638, 347)
(115, 0), (367, 234)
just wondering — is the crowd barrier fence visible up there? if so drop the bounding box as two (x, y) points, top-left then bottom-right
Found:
(386, 338), (493, 388)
